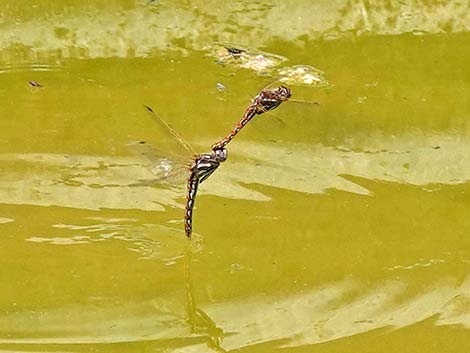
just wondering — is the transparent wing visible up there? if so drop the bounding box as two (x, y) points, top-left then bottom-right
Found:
(239, 82), (321, 136)
(247, 80), (321, 113)
(128, 105), (197, 186)
(127, 141), (191, 186)
(143, 105), (197, 156)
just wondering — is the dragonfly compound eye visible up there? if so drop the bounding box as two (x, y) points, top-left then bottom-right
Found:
(279, 86), (292, 100)
(214, 148), (228, 162)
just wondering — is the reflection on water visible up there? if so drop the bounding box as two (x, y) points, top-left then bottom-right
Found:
(1, 128), (469, 351)
(0, 63), (62, 75)
(0, 297), (190, 344)
(25, 215), (205, 263)
(1, 1), (469, 352)
(0, 151), (268, 211)
(204, 275), (470, 350)
(1, 270), (469, 351)
(0, 246), (220, 351)
(0, 132), (469, 211)
(1, 1), (470, 63)
(226, 132), (470, 195)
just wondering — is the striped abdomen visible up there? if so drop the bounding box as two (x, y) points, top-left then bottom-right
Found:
(211, 105), (257, 150)
(184, 168), (199, 238)
(210, 86), (291, 151)
(184, 150), (226, 238)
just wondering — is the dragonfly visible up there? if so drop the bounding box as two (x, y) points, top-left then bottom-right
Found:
(132, 105), (227, 238)
(211, 77), (324, 151)
(211, 84), (292, 150)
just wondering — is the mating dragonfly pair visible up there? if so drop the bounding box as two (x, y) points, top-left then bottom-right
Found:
(138, 85), (291, 238)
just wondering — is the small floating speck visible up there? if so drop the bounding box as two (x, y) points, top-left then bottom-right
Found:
(365, 81), (378, 88)
(216, 82), (226, 92)
(357, 96), (367, 103)
(29, 80), (43, 88)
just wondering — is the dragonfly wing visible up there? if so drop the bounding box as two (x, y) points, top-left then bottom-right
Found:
(143, 105), (197, 156)
(127, 141), (190, 186)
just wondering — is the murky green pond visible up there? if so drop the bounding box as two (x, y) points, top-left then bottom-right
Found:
(1, 1), (470, 352)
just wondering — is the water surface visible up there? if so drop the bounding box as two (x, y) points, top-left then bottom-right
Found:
(1, 1), (470, 352)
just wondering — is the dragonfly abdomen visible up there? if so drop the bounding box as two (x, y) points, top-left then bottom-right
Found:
(184, 149), (227, 238)
(185, 168), (199, 238)
(211, 106), (257, 150)
(211, 85), (291, 151)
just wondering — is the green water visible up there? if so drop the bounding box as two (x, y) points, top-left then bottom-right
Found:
(1, 1), (470, 352)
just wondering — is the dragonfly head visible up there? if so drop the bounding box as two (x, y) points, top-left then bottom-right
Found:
(212, 147), (228, 162)
(276, 85), (292, 101)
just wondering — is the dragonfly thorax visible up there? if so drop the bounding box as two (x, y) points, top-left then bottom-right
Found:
(254, 85), (292, 114)
(193, 148), (227, 183)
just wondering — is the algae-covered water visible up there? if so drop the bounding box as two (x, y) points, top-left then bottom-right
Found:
(1, 1), (470, 352)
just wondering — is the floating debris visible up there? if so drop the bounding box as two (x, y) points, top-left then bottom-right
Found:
(224, 46), (245, 58)
(239, 53), (284, 72)
(211, 44), (287, 74)
(276, 65), (331, 87)
(357, 96), (367, 104)
(210, 45), (330, 87)
(28, 80), (43, 88)
(216, 82), (226, 92)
